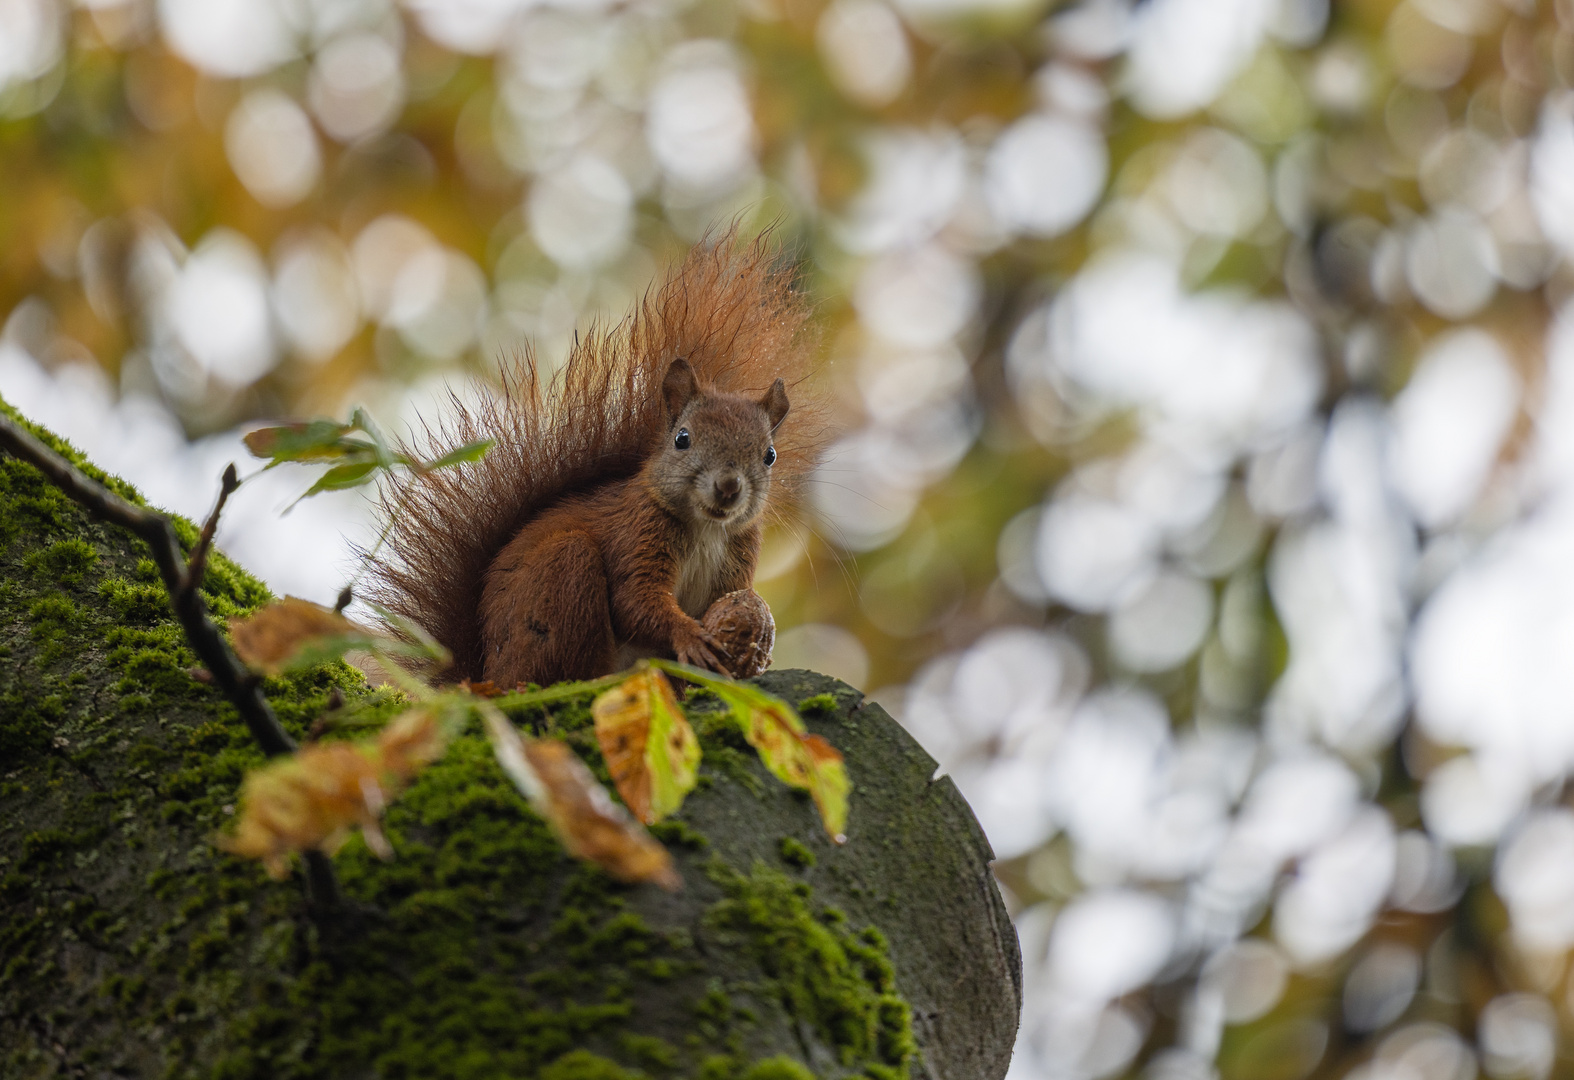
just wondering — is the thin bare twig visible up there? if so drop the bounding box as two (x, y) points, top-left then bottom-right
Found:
(0, 413), (341, 910)
(183, 462), (239, 595)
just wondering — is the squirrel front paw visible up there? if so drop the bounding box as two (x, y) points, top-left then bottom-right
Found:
(672, 623), (732, 677)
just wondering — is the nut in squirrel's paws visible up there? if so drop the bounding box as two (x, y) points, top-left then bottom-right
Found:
(701, 590), (775, 679)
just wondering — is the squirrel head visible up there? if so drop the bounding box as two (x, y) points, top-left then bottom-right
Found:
(646, 357), (790, 530)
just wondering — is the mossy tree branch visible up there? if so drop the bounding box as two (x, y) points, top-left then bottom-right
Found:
(2, 403), (1020, 1079)
(0, 412), (341, 909)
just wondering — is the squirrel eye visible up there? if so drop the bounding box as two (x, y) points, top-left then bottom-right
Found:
(674, 428), (691, 450)
(764, 445), (776, 468)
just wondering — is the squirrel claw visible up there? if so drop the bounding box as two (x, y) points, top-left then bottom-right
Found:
(677, 633), (732, 678)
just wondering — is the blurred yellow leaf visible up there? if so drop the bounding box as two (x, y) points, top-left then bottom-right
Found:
(377, 707), (449, 778)
(739, 697), (850, 844)
(229, 597), (446, 674)
(220, 708), (447, 878)
(800, 732), (850, 844)
(592, 667), (701, 825)
(228, 597), (373, 674)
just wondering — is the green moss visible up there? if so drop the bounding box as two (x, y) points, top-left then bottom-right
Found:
(705, 862), (913, 1078)
(538, 1050), (647, 1080)
(26, 592), (82, 664)
(691, 978), (736, 1033)
(650, 820), (710, 851)
(98, 574), (170, 624)
(796, 694), (836, 717)
(618, 1033), (678, 1073)
(0, 402), (368, 1075)
(699, 1056), (744, 1080)
(778, 837), (816, 870)
(697, 1055), (822, 1080)
(23, 538), (98, 588)
(189, 732), (735, 1080)
(742, 1058), (818, 1080)
(691, 710), (766, 797)
(20, 826), (101, 868)
(27, 593), (80, 623)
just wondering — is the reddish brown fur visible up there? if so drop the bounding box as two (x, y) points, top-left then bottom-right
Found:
(478, 435), (760, 687)
(362, 230), (826, 683)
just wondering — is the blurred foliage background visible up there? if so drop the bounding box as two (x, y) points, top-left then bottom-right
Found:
(10, 0), (1574, 1077)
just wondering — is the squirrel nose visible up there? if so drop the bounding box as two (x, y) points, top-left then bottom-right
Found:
(714, 475), (742, 507)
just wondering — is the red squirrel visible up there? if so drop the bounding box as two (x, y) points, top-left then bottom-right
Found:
(363, 232), (824, 687)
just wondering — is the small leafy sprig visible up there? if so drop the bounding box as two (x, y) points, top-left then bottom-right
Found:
(221, 599), (850, 890)
(242, 407), (493, 507)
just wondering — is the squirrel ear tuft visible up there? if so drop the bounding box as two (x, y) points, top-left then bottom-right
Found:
(663, 358), (697, 421)
(761, 378), (790, 431)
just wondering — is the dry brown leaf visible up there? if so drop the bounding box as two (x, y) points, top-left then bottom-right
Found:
(376, 708), (447, 778)
(525, 740), (681, 889)
(482, 709), (678, 890)
(219, 741), (387, 878)
(228, 597), (376, 675)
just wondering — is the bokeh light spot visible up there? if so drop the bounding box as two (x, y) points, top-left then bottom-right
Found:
(225, 90), (322, 209)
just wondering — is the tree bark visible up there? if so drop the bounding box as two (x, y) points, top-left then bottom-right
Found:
(0, 402), (1020, 1080)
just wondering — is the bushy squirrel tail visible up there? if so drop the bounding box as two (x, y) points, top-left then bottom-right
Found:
(361, 228), (826, 682)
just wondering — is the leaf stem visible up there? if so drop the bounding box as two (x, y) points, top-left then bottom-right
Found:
(491, 673), (629, 714)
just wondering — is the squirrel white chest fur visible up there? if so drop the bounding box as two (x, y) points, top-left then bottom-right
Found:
(674, 522), (731, 617)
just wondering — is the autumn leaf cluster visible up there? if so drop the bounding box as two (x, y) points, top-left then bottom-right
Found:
(220, 595), (849, 890)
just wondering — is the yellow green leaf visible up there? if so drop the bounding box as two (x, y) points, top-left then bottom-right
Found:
(422, 438), (496, 471)
(242, 421), (369, 465)
(592, 667), (701, 824)
(649, 660), (850, 843)
(738, 697), (850, 843)
(800, 733), (850, 844)
(285, 457), (378, 510)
